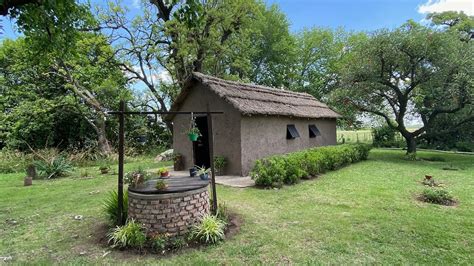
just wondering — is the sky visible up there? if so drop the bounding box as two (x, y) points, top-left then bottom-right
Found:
(1, 0), (473, 39)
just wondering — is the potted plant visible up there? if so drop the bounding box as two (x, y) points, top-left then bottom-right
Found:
(158, 167), (169, 178)
(188, 127), (201, 142)
(189, 166), (197, 177)
(99, 164), (110, 174)
(196, 166), (211, 180)
(155, 179), (168, 190)
(124, 168), (151, 188)
(425, 175), (433, 180)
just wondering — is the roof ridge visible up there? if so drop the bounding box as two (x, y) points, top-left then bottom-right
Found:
(192, 72), (313, 98)
(223, 95), (331, 109)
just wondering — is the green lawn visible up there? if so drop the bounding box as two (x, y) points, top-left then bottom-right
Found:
(1, 149), (473, 264)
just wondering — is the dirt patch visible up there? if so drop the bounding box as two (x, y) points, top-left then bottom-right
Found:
(224, 212), (243, 239)
(92, 222), (110, 246)
(416, 195), (458, 207)
(442, 167), (459, 171)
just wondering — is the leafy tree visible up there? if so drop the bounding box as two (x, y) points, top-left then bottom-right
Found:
(99, 0), (294, 131)
(246, 4), (295, 87)
(291, 28), (345, 98)
(335, 22), (473, 154)
(427, 11), (473, 41)
(4, 0), (130, 154)
(0, 35), (129, 152)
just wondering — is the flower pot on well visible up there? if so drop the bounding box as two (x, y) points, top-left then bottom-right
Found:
(188, 133), (199, 141)
(200, 173), (209, 180)
(160, 171), (169, 178)
(189, 167), (197, 177)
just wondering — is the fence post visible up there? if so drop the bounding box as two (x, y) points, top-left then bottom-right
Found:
(117, 100), (125, 225)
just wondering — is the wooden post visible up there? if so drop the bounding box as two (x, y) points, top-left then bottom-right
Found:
(117, 100), (125, 225)
(206, 104), (218, 215)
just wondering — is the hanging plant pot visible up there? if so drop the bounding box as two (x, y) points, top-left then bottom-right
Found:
(188, 133), (199, 141)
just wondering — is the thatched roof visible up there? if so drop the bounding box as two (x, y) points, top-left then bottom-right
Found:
(168, 72), (341, 120)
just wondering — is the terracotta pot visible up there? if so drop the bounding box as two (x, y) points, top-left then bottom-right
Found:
(425, 175), (432, 180)
(160, 171), (169, 177)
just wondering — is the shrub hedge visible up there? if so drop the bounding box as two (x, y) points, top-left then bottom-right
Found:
(250, 144), (372, 188)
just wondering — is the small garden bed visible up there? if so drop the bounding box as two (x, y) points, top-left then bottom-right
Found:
(417, 188), (457, 206)
(417, 175), (457, 206)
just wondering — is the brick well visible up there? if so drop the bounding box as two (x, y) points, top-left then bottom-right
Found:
(128, 186), (209, 236)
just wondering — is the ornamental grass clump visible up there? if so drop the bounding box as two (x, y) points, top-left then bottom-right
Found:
(191, 214), (226, 244)
(103, 190), (128, 226)
(251, 144), (371, 188)
(108, 220), (146, 249)
(34, 155), (73, 179)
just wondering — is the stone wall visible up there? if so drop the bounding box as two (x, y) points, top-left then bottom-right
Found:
(128, 186), (209, 236)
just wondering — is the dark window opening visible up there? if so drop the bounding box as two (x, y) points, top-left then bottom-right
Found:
(309, 124), (321, 138)
(287, 124), (300, 139)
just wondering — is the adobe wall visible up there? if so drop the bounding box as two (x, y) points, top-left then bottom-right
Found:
(171, 84), (243, 175)
(240, 116), (337, 175)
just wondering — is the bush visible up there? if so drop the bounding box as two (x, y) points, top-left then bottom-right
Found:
(191, 214), (226, 244)
(372, 125), (396, 146)
(0, 149), (33, 173)
(420, 188), (455, 205)
(34, 155), (73, 179)
(251, 144), (372, 188)
(103, 190), (128, 226)
(456, 141), (474, 152)
(108, 220), (146, 249)
(251, 156), (287, 187)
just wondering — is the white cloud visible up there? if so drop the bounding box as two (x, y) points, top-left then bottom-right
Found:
(418, 0), (473, 16)
(156, 70), (172, 85)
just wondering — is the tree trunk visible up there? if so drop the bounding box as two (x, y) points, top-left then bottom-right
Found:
(405, 136), (417, 154)
(95, 114), (112, 155)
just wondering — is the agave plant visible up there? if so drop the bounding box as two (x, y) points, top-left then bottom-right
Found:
(33, 155), (73, 179)
(103, 190), (128, 226)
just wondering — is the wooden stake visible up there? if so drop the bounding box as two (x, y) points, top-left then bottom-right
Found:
(207, 104), (218, 214)
(118, 100), (125, 225)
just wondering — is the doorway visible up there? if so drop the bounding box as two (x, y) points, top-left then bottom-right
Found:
(193, 116), (210, 168)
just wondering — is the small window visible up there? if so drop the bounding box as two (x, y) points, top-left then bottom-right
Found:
(309, 124), (321, 138)
(287, 124), (300, 139)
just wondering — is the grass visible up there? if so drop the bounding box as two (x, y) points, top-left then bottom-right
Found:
(336, 127), (419, 144)
(0, 149), (473, 264)
(337, 129), (374, 144)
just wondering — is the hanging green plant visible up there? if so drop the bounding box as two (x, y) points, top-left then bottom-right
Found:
(188, 114), (201, 141)
(188, 127), (201, 141)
